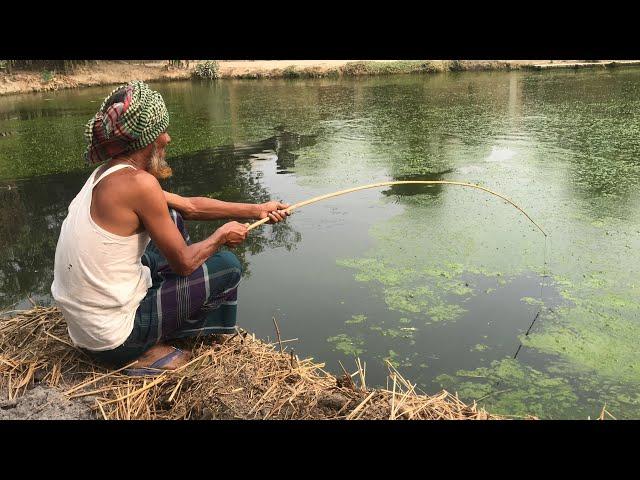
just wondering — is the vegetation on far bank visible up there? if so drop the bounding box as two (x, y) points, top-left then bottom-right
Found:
(3, 60), (640, 97)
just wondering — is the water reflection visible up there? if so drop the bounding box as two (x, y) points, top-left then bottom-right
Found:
(381, 170), (455, 198)
(517, 69), (640, 209)
(0, 130), (308, 308)
(164, 132), (306, 274)
(0, 172), (82, 307)
(271, 126), (317, 173)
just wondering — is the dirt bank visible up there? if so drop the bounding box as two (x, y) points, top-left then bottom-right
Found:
(0, 385), (97, 420)
(2, 60), (639, 97)
(0, 61), (192, 96)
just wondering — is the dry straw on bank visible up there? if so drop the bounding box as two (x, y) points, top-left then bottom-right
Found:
(1, 305), (505, 420)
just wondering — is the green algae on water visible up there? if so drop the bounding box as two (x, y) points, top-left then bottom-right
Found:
(345, 314), (367, 324)
(384, 349), (400, 368)
(427, 303), (467, 323)
(520, 296), (545, 307)
(436, 358), (579, 419)
(523, 302), (640, 384)
(327, 334), (365, 356)
(472, 343), (489, 352)
(336, 258), (409, 287)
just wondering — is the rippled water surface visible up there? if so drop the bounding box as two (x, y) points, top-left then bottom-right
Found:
(1, 69), (640, 418)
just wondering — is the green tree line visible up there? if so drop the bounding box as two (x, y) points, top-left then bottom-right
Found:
(0, 60), (97, 74)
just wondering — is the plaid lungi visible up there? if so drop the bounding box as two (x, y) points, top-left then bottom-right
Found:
(85, 208), (242, 367)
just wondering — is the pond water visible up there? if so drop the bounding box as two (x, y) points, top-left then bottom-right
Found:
(1, 68), (640, 419)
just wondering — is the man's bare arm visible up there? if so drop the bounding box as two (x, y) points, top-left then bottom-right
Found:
(136, 177), (248, 276)
(163, 191), (290, 223)
(164, 191), (260, 220)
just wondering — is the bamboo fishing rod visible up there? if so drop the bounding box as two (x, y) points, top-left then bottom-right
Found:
(246, 181), (547, 237)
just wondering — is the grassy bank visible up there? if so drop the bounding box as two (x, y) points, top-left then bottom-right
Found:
(0, 305), (511, 420)
(2, 60), (640, 97)
(260, 60), (523, 79)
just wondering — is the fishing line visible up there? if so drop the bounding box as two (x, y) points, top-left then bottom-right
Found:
(513, 234), (552, 361)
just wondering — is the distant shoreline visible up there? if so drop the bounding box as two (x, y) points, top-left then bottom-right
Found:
(1, 60), (639, 97)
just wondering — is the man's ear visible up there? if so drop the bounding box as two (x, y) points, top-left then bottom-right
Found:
(139, 143), (156, 165)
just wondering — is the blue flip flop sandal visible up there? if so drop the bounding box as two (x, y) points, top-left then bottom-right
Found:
(124, 347), (186, 377)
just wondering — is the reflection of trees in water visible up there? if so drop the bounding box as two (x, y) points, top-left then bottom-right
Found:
(0, 174), (74, 308)
(0, 184), (26, 306)
(0, 131), (306, 308)
(361, 71), (640, 214)
(164, 131), (307, 275)
(270, 126), (317, 173)
(519, 70), (640, 207)
(380, 170), (455, 199)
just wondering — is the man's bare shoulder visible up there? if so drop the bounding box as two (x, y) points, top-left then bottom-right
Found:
(109, 168), (163, 197)
(98, 168), (164, 209)
(122, 170), (168, 213)
(126, 168), (161, 188)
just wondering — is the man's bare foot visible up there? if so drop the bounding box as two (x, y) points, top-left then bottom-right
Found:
(132, 344), (192, 371)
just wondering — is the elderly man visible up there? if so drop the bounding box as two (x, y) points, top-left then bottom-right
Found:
(51, 81), (289, 375)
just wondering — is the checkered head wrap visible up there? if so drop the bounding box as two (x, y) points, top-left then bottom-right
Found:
(84, 80), (169, 164)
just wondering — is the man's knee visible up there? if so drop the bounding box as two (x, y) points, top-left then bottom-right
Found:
(217, 250), (243, 276)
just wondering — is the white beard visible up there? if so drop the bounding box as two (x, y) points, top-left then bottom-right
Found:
(148, 144), (172, 180)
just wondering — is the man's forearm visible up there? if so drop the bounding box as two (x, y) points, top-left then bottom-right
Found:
(178, 230), (225, 276)
(164, 191), (261, 221)
(188, 197), (260, 221)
